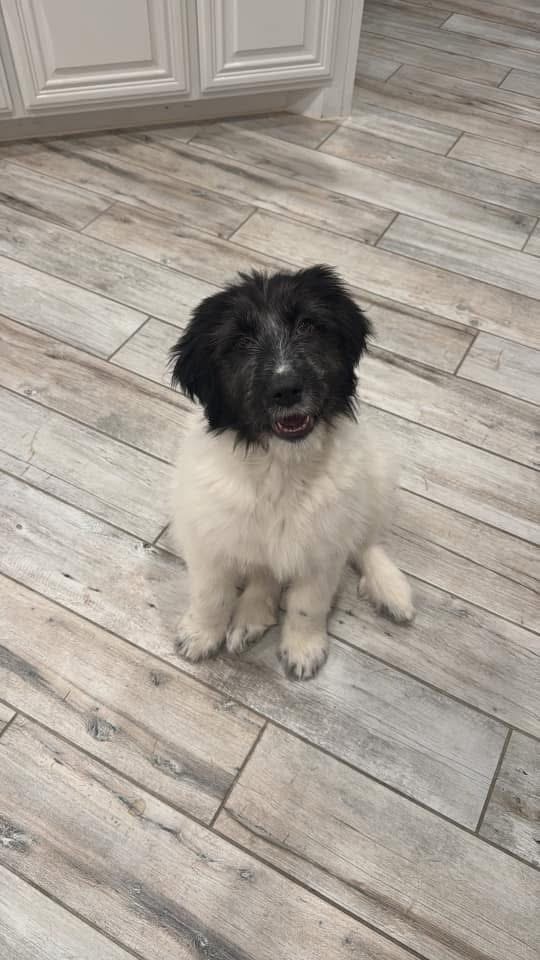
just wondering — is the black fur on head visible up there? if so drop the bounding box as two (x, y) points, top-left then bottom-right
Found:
(170, 265), (371, 446)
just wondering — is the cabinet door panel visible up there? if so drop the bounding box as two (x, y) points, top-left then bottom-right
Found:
(197, 0), (336, 93)
(2, 0), (190, 111)
(0, 55), (13, 114)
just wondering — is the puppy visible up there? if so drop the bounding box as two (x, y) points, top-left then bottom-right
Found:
(170, 265), (413, 680)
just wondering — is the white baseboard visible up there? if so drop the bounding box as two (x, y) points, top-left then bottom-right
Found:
(0, 88), (294, 141)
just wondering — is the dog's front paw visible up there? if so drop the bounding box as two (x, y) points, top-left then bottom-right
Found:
(279, 631), (329, 681)
(226, 593), (277, 655)
(176, 612), (224, 662)
(226, 622), (269, 655)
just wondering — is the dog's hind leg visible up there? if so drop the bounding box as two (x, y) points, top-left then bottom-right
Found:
(226, 570), (281, 655)
(357, 543), (414, 623)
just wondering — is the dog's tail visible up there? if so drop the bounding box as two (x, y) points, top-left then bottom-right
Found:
(357, 544), (414, 623)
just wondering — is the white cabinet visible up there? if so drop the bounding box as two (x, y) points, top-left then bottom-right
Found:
(197, 0), (336, 93)
(1, 0), (190, 110)
(0, 0), (363, 134)
(0, 54), (13, 113)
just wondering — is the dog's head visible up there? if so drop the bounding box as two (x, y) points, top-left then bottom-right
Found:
(170, 265), (370, 446)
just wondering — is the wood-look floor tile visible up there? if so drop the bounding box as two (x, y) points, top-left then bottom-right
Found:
(388, 66), (540, 127)
(379, 214), (540, 300)
(501, 68), (540, 97)
(0, 160), (110, 228)
(0, 316), (190, 463)
(0, 387), (171, 540)
(0, 259), (146, 358)
(0, 577), (263, 822)
(449, 134), (540, 185)
(343, 101), (460, 154)
(458, 333), (540, 404)
(443, 13), (540, 54)
(363, 7), (540, 73)
(219, 726), (540, 960)
(354, 80), (540, 153)
(85, 203), (285, 286)
(359, 33), (510, 84)
(0, 717), (401, 960)
(0, 864), (135, 960)
(356, 53), (402, 82)
(480, 732), (540, 866)
(230, 111), (337, 148)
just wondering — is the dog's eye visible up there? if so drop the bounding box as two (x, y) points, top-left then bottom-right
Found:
(296, 317), (313, 334)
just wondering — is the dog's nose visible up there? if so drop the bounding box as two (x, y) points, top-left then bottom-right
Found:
(270, 371), (303, 407)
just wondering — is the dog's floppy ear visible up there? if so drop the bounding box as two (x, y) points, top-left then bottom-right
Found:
(296, 264), (371, 364)
(169, 290), (227, 405)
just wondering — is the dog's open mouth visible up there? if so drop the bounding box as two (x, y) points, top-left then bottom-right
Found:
(272, 413), (314, 440)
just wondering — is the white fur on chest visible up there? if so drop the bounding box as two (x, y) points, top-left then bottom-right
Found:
(172, 414), (391, 581)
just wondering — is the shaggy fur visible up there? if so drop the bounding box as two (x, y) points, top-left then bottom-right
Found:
(170, 266), (413, 680)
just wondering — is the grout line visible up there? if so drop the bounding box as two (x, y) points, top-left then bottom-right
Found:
(0, 710), (18, 740)
(224, 205), (258, 242)
(475, 727), (513, 834)
(384, 62), (405, 83)
(209, 722), (268, 829)
(497, 67), (513, 89)
(439, 12), (455, 30)
(314, 124), (341, 150)
(77, 200), (115, 234)
(445, 130), (464, 157)
(0, 862), (147, 960)
(373, 209), (400, 246)
(151, 522), (169, 547)
(453, 329), (478, 375)
(107, 314), (151, 362)
(521, 215), (539, 252)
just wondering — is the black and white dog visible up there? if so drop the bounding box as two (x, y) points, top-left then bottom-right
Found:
(170, 265), (413, 680)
